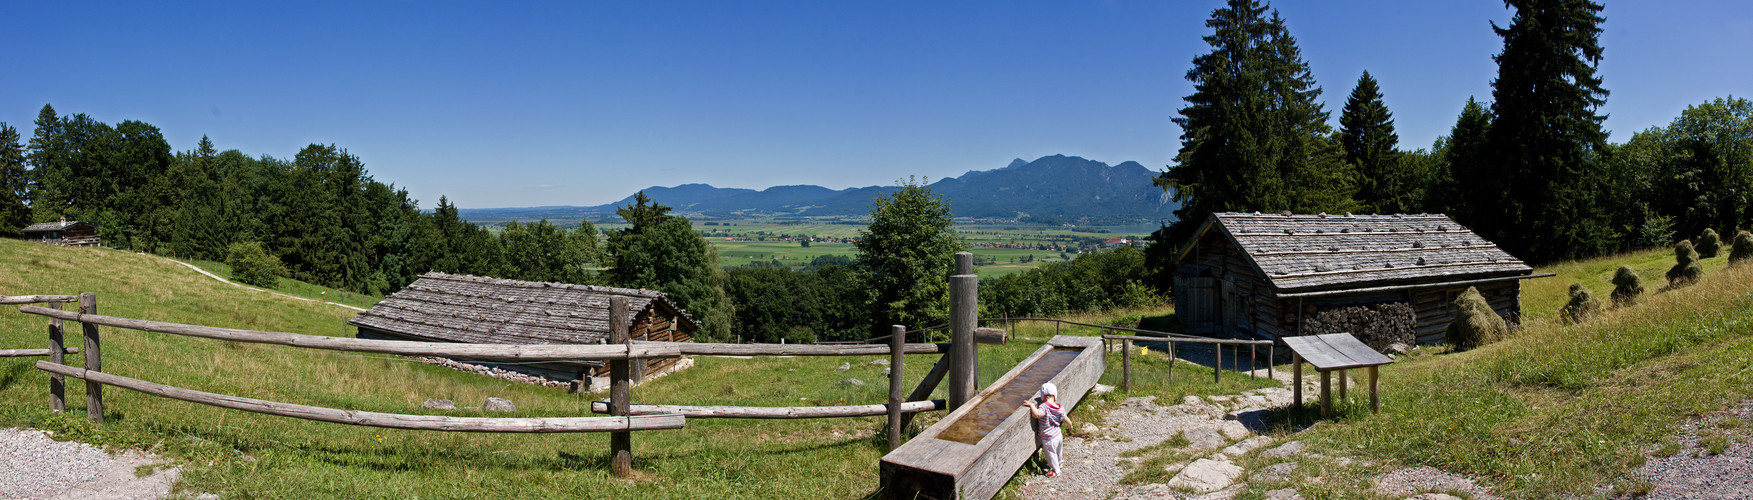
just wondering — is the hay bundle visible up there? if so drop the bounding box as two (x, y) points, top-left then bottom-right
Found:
(1561, 283), (1602, 324)
(1446, 286), (1508, 351)
(1667, 240), (1703, 288)
(1697, 228), (1722, 258)
(1610, 265), (1644, 307)
(1731, 230), (1753, 264)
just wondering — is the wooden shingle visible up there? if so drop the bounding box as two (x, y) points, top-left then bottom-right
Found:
(348, 272), (700, 346)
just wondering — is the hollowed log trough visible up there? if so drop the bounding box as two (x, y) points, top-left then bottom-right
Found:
(879, 335), (1104, 500)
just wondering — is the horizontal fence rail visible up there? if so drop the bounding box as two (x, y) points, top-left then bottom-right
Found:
(20, 305), (682, 362)
(37, 361), (686, 433)
(0, 347), (77, 358)
(588, 399), (946, 419)
(0, 295), (79, 305)
(637, 340), (952, 357)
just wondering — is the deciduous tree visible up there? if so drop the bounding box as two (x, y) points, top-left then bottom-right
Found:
(855, 179), (962, 334)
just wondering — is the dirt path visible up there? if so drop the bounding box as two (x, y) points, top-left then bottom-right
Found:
(167, 259), (365, 312)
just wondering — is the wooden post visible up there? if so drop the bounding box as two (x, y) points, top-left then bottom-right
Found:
(1338, 369), (1348, 401)
(887, 325), (904, 451)
(1121, 339), (1131, 393)
(1268, 344), (1275, 380)
(1292, 352), (1302, 411)
(1213, 343), (1222, 384)
(48, 300), (65, 413)
(609, 296), (633, 477)
(948, 253), (977, 411)
(1369, 365), (1380, 413)
(81, 293), (101, 424)
(1166, 342), (1175, 382)
(1319, 370), (1331, 419)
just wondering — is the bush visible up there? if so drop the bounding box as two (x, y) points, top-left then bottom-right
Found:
(1610, 265), (1644, 307)
(1303, 302), (1416, 353)
(1731, 230), (1753, 264)
(1446, 287), (1508, 351)
(1561, 283), (1602, 324)
(1666, 240), (1703, 288)
(225, 241), (285, 289)
(1696, 228), (1722, 258)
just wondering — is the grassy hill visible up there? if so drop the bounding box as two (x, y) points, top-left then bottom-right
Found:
(1246, 247), (1753, 498)
(0, 238), (1266, 498)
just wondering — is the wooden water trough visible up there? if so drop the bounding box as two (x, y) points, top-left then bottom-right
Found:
(879, 335), (1104, 500)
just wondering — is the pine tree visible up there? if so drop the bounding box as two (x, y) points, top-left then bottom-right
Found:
(1155, 0), (1353, 247)
(1426, 98), (1494, 222)
(25, 104), (64, 221)
(1484, 0), (1613, 263)
(1340, 71), (1408, 214)
(0, 123), (30, 234)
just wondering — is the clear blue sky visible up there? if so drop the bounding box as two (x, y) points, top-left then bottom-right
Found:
(3, 1), (1748, 209)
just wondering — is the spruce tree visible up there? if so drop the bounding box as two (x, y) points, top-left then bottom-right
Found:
(1483, 0), (1613, 263)
(1340, 71), (1407, 214)
(0, 123), (29, 235)
(1155, 0), (1353, 246)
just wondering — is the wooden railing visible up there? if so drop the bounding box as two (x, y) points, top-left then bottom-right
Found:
(12, 294), (961, 479)
(1, 294), (84, 414)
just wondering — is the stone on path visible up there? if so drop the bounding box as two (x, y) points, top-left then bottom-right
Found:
(1183, 428), (1228, 451)
(1192, 483), (1247, 500)
(1262, 440), (1306, 458)
(1167, 458), (1245, 493)
(1221, 435), (1274, 457)
(1216, 420), (1251, 440)
(1263, 487), (1304, 500)
(838, 378), (865, 387)
(1080, 423), (1099, 435)
(1251, 462), (1298, 483)
(835, 362), (850, 371)
(1112, 483), (1176, 500)
(483, 397), (516, 412)
(421, 399), (455, 410)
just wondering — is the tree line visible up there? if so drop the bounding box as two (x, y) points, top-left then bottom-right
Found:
(1154, 0), (1753, 266)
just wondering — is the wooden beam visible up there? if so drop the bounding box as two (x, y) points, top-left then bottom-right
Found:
(634, 340), (950, 357)
(888, 325), (905, 451)
(900, 354), (953, 430)
(0, 295), (80, 304)
(1369, 365), (1380, 413)
(609, 296), (633, 478)
(1101, 334), (1272, 345)
(974, 327), (1008, 345)
(20, 305), (681, 362)
(589, 400), (945, 419)
(948, 274), (978, 411)
(48, 300), (65, 413)
(1320, 370), (1331, 419)
(1292, 352), (1302, 411)
(0, 347), (77, 357)
(80, 293), (101, 424)
(35, 361), (683, 432)
(1273, 273), (1556, 299)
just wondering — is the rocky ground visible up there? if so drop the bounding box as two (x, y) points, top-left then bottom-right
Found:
(1619, 399), (1753, 499)
(1018, 369), (1499, 500)
(0, 428), (182, 500)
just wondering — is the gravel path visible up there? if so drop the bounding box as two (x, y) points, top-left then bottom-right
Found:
(0, 428), (179, 500)
(1623, 399), (1753, 499)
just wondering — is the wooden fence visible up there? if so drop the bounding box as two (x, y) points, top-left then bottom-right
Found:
(10, 293), (966, 478)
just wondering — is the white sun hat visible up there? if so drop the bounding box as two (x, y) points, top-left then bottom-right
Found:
(1039, 382), (1058, 398)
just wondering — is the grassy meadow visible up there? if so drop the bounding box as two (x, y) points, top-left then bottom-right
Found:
(0, 238), (1253, 498)
(1213, 248), (1753, 498)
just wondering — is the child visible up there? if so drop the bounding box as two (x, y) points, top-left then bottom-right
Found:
(1024, 382), (1070, 477)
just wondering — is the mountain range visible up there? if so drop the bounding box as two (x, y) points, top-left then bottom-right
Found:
(462, 155), (1178, 224)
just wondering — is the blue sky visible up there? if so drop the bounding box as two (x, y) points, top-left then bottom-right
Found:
(3, 1), (1748, 209)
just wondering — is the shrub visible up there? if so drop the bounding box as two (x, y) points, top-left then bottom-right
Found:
(1696, 228), (1722, 258)
(1446, 287), (1508, 351)
(1303, 302), (1416, 353)
(1561, 283), (1602, 324)
(1731, 230), (1753, 264)
(225, 241), (285, 289)
(1666, 240), (1703, 288)
(1610, 265), (1644, 307)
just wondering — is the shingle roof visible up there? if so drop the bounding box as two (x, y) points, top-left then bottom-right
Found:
(348, 272), (699, 345)
(1187, 212), (1532, 293)
(20, 221), (92, 233)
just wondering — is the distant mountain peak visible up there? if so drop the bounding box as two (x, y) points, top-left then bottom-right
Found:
(1006, 158), (1029, 169)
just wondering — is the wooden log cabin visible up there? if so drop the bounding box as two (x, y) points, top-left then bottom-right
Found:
(349, 272), (698, 386)
(20, 220), (101, 247)
(1172, 212), (1544, 345)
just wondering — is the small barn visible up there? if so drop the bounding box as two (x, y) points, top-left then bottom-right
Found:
(21, 220), (101, 247)
(1172, 212), (1545, 345)
(349, 272), (699, 387)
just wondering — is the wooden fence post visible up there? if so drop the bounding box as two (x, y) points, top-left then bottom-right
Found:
(1213, 343), (1222, 384)
(609, 296), (633, 477)
(948, 253), (977, 411)
(48, 300), (65, 413)
(887, 324), (904, 451)
(81, 292), (101, 424)
(1166, 342), (1175, 382)
(1124, 339), (1136, 392)
(1292, 352), (1302, 411)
